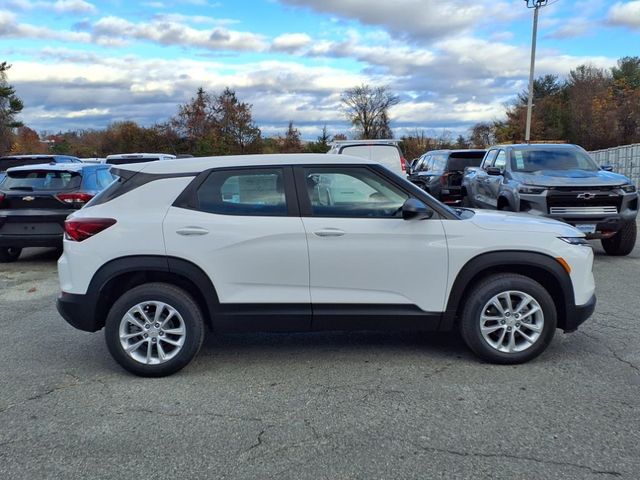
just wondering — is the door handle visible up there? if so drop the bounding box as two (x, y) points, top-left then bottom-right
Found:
(313, 228), (345, 237)
(176, 227), (209, 236)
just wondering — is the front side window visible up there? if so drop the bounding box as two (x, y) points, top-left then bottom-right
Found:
(493, 150), (507, 169)
(302, 167), (408, 218)
(482, 150), (498, 169)
(196, 168), (287, 216)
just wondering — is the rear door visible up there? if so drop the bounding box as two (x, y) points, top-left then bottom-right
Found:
(295, 165), (448, 329)
(163, 166), (311, 329)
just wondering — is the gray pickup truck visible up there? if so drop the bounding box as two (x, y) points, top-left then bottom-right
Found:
(462, 143), (638, 255)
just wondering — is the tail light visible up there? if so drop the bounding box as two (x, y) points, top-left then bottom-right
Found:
(400, 156), (407, 172)
(0, 193), (4, 203)
(65, 218), (116, 242)
(56, 192), (94, 208)
(440, 172), (449, 186)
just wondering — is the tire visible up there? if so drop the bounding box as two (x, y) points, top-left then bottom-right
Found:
(105, 283), (205, 377)
(459, 274), (557, 364)
(601, 221), (637, 256)
(0, 247), (22, 263)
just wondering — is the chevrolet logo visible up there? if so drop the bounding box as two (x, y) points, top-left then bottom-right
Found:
(576, 193), (596, 200)
(22, 196), (35, 202)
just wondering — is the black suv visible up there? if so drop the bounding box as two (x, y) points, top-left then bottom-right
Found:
(462, 144), (638, 255)
(0, 154), (81, 182)
(408, 150), (486, 205)
(0, 163), (115, 262)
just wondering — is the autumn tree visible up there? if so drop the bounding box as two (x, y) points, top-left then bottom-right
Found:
(280, 121), (303, 153)
(0, 62), (24, 154)
(306, 125), (331, 153)
(341, 84), (399, 139)
(215, 87), (261, 154)
(10, 126), (47, 154)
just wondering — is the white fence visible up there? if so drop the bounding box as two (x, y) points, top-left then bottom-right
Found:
(590, 143), (640, 187)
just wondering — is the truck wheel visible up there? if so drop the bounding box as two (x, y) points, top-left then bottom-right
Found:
(601, 221), (637, 256)
(0, 247), (22, 263)
(105, 283), (205, 377)
(459, 274), (557, 364)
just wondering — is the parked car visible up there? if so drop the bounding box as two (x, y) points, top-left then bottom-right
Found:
(0, 163), (115, 262)
(57, 153), (596, 377)
(408, 149), (486, 205)
(461, 144), (638, 255)
(327, 140), (406, 176)
(102, 153), (176, 165)
(0, 154), (81, 182)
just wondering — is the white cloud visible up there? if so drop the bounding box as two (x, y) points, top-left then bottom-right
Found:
(271, 33), (312, 52)
(92, 15), (267, 52)
(0, 10), (91, 42)
(5, 0), (97, 14)
(279, 0), (524, 41)
(607, 1), (640, 29)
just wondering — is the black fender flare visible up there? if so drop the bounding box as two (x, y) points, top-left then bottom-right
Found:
(440, 250), (574, 331)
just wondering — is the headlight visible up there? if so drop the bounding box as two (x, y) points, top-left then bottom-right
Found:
(559, 237), (591, 246)
(519, 185), (546, 194)
(620, 184), (636, 193)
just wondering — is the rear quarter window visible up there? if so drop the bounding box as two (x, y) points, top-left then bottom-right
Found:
(447, 153), (485, 171)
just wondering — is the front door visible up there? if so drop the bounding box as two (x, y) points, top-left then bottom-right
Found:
(295, 165), (448, 329)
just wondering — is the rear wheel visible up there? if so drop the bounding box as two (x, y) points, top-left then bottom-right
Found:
(459, 274), (557, 364)
(0, 247), (22, 263)
(601, 221), (637, 256)
(105, 283), (205, 377)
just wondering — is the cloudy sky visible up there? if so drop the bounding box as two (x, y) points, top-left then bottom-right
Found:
(1, 0), (639, 139)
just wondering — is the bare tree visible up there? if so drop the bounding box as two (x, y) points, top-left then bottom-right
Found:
(341, 84), (399, 139)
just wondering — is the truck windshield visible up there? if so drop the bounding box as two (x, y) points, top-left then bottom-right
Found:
(511, 148), (599, 172)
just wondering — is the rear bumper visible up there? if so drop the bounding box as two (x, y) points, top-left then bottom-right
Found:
(57, 291), (101, 332)
(563, 294), (596, 333)
(0, 234), (62, 247)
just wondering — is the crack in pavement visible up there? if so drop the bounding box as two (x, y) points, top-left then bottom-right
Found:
(0, 373), (87, 415)
(578, 331), (640, 374)
(415, 444), (623, 477)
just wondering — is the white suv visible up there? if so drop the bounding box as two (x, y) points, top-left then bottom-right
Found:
(327, 140), (406, 176)
(57, 153), (596, 376)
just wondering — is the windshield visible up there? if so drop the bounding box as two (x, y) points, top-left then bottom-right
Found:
(3, 170), (82, 191)
(511, 148), (599, 172)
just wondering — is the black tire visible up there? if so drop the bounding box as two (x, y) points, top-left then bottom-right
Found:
(105, 283), (205, 377)
(459, 274), (557, 364)
(601, 221), (637, 256)
(0, 247), (22, 263)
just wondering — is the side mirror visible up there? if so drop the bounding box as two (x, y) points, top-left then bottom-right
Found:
(402, 198), (434, 220)
(601, 165), (613, 172)
(486, 166), (503, 176)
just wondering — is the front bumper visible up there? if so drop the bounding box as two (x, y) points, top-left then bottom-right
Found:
(57, 291), (102, 332)
(563, 294), (596, 333)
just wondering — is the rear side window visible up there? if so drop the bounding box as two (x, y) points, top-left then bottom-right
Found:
(196, 168), (287, 216)
(431, 154), (447, 170)
(96, 169), (115, 188)
(4, 170), (81, 191)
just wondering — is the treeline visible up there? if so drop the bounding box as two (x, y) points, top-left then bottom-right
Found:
(469, 56), (640, 151)
(9, 87), (341, 158)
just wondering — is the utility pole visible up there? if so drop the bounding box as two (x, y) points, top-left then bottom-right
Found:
(524, 0), (548, 143)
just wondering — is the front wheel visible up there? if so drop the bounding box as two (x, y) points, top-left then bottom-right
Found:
(0, 247), (22, 263)
(601, 221), (637, 256)
(105, 283), (205, 377)
(459, 274), (557, 364)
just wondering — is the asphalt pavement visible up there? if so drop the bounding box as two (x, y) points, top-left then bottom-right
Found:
(0, 242), (639, 479)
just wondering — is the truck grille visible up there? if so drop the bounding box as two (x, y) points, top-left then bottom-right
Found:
(546, 188), (621, 216)
(549, 206), (618, 215)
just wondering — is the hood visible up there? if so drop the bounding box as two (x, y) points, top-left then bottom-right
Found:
(470, 209), (581, 236)
(511, 169), (630, 188)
